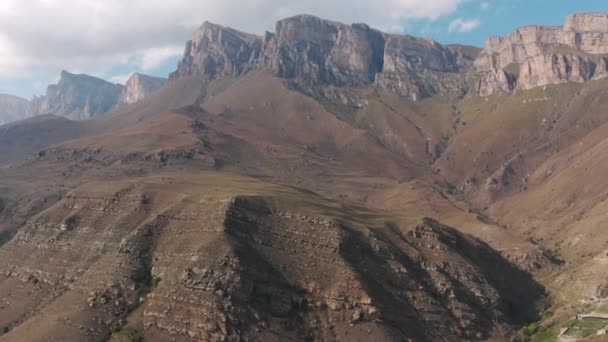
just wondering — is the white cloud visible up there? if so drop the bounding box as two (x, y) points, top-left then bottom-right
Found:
(480, 2), (491, 11)
(138, 46), (185, 71)
(109, 73), (133, 85)
(0, 0), (465, 88)
(448, 18), (481, 33)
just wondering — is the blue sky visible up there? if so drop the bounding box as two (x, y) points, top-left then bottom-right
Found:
(414, 0), (608, 46)
(0, 0), (607, 99)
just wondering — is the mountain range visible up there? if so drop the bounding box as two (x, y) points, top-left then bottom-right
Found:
(1, 11), (608, 342)
(0, 71), (166, 123)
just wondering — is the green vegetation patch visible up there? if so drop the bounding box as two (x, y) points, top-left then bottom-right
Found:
(531, 326), (558, 342)
(117, 325), (144, 342)
(571, 318), (608, 338)
(526, 322), (540, 335)
(139, 275), (161, 294)
(542, 308), (554, 319)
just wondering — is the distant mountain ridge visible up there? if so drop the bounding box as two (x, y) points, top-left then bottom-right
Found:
(0, 71), (167, 124)
(3, 12), (607, 125)
(32, 71), (167, 120)
(0, 94), (33, 125)
(31, 71), (124, 120)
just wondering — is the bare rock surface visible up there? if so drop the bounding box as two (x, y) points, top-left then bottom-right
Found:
(32, 71), (124, 120)
(475, 12), (608, 95)
(120, 73), (167, 105)
(170, 22), (263, 81)
(29, 71), (166, 121)
(0, 95), (32, 126)
(171, 14), (475, 100)
(0, 175), (545, 341)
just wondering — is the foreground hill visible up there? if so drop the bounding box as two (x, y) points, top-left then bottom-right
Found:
(0, 172), (544, 341)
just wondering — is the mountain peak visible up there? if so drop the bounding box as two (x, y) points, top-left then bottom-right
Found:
(57, 70), (117, 88)
(121, 72), (166, 104)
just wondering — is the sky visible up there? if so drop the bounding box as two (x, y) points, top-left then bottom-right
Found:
(0, 0), (607, 99)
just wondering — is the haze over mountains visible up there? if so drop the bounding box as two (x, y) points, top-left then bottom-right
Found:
(0, 71), (166, 123)
(1, 11), (608, 342)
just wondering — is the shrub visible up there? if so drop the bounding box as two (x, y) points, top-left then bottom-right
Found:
(118, 325), (144, 342)
(526, 322), (540, 336)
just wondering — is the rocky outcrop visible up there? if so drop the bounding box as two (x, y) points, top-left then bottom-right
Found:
(32, 71), (123, 120)
(475, 12), (608, 95)
(262, 15), (387, 86)
(375, 35), (462, 99)
(30, 71), (168, 120)
(120, 73), (166, 105)
(0, 95), (32, 126)
(563, 13), (608, 54)
(169, 22), (263, 81)
(171, 15), (475, 100)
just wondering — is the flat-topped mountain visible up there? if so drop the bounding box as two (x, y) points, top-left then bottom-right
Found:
(170, 13), (608, 99)
(171, 15), (477, 100)
(475, 12), (608, 94)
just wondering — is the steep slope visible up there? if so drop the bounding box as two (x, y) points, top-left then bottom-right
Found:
(0, 95), (32, 125)
(0, 115), (86, 166)
(0, 173), (545, 341)
(435, 78), (608, 205)
(486, 111), (608, 297)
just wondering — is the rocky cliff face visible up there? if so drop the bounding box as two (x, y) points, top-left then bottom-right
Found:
(169, 22), (263, 81)
(0, 95), (32, 126)
(375, 36), (464, 99)
(261, 15), (387, 86)
(171, 15), (475, 100)
(33, 71), (124, 120)
(120, 73), (167, 105)
(475, 12), (608, 95)
(31, 71), (167, 120)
